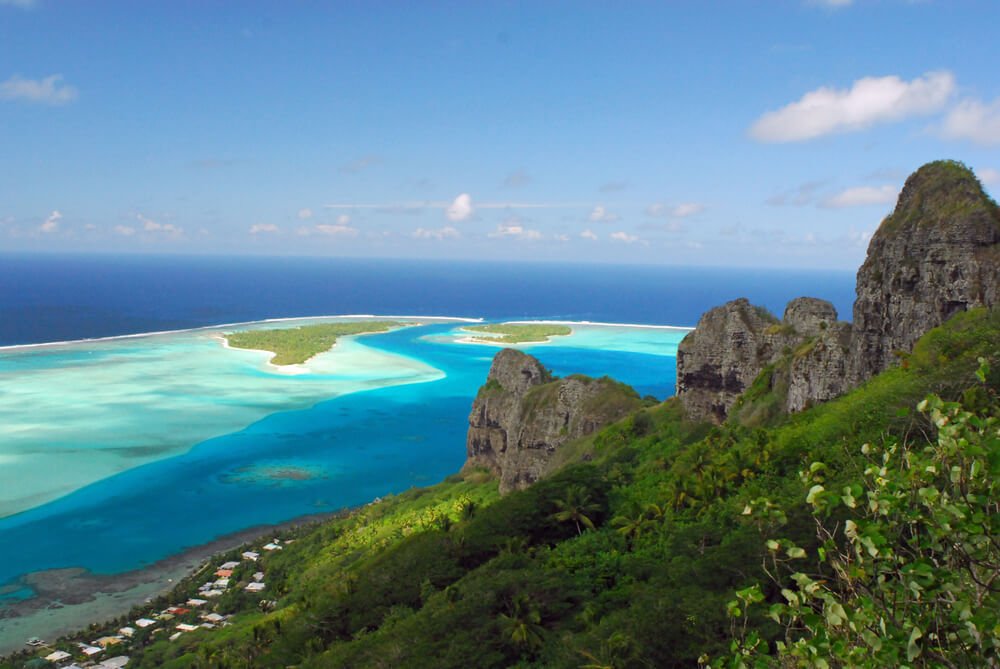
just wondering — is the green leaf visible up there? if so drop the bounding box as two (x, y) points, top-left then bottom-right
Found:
(907, 626), (923, 662)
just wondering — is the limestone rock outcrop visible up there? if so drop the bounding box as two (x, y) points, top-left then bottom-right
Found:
(465, 348), (642, 494)
(676, 297), (846, 423)
(851, 160), (1000, 382)
(676, 160), (1000, 424)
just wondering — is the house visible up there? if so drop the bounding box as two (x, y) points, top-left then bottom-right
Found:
(214, 578), (230, 588)
(219, 561), (240, 570)
(202, 612), (226, 623)
(99, 657), (130, 669)
(253, 571), (265, 582)
(95, 636), (122, 648)
(166, 606), (190, 615)
(119, 627), (135, 638)
(168, 632), (182, 641)
(135, 618), (157, 628)
(176, 623), (199, 632)
(45, 650), (72, 662)
(242, 551), (260, 561)
(79, 644), (103, 656)
(245, 582), (265, 592)
(187, 598), (208, 607)
(214, 568), (233, 578)
(262, 542), (282, 551)
(202, 589), (224, 597)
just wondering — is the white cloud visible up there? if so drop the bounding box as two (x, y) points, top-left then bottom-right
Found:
(670, 202), (705, 218)
(941, 98), (1000, 145)
(114, 225), (136, 236)
(554, 233), (570, 242)
(580, 229), (598, 240)
(0, 74), (78, 105)
(250, 223), (279, 235)
(39, 210), (62, 233)
(413, 226), (460, 240)
(488, 221), (542, 240)
(336, 214), (351, 225)
(588, 205), (619, 223)
(766, 181), (825, 207)
(807, 0), (852, 7)
(750, 70), (955, 142)
(977, 167), (1000, 186)
(83, 223), (97, 231)
(821, 184), (898, 209)
(846, 228), (873, 248)
(339, 155), (381, 174)
(314, 223), (358, 237)
(610, 231), (640, 243)
(0, 0), (37, 7)
(297, 208), (313, 220)
(446, 193), (474, 222)
(137, 213), (181, 234)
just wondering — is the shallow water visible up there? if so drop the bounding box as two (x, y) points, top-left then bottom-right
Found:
(0, 318), (685, 597)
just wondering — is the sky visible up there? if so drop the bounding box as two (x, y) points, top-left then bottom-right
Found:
(1, 0), (998, 269)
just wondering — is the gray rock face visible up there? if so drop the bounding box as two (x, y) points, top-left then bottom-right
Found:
(785, 322), (853, 413)
(676, 160), (1000, 424)
(465, 349), (641, 494)
(852, 161), (1000, 381)
(675, 298), (788, 424)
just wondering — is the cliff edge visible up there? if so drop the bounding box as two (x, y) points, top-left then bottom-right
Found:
(677, 160), (1000, 424)
(465, 348), (643, 494)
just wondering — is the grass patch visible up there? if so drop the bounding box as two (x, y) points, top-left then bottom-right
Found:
(464, 323), (572, 344)
(225, 321), (404, 365)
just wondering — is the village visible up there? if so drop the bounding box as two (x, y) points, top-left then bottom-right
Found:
(18, 537), (288, 668)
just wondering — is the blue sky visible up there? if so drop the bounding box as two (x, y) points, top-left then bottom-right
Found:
(1, 0), (998, 268)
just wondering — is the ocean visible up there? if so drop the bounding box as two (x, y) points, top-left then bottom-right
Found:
(0, 254), (855, 648)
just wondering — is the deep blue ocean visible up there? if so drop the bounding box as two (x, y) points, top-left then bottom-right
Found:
(0, 254), (856, 633)
(0, 254), (856, 346)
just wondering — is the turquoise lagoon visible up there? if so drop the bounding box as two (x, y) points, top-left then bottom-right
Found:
(0, 318), (687, 601)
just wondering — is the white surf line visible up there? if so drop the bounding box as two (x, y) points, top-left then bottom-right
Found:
(0, 315), (486, 352)
(502, 319), (695, 331)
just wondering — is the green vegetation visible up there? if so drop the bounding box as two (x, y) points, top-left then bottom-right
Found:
(464, 323), (572, 344)
(4, 309), (996, 669)
(224, 321), (403, 365)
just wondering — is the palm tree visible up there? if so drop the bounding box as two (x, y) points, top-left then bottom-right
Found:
(551, 485), (602, 535)
(611, 511), (647, 551)
(498, 594), (544, 651)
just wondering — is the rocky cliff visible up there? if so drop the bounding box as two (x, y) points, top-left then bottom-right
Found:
(677, 160), (999, 424)
(465, 348), (643, 494)
(852, 160), (1000, 381)
(676, 297), (847, 423)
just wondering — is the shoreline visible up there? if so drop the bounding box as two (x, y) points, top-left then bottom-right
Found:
(0, 314), (482, 352)
(0, 316), (693, 352)
(0, 511), (344, 656)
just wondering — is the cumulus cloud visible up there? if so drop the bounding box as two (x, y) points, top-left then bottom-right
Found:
(250, 223), (279, 235)
(750, 70), (955, 142)
(137, 213), (181, 234)
(446, 193), (474, 222)
(977, 167), (1000, 186)
(588, 205), (619, 223)
(580, 229), (598, 241)
(821, 184), (898, 209)
(114, 225), (136, 236)
(0, 74), (78, 105)
(645, 202), (705, 219)
(412, 226), (460, 240)
(610, 231), (640, 243)
(488, 220), (542, 240)
(941, 98), (1000, 145)
(297, 208), (313, 220)
(39, 210), (62, 233)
